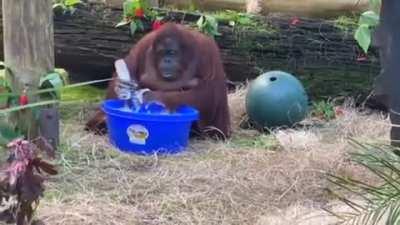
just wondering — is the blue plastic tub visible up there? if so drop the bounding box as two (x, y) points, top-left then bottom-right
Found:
(102, 99), (199, 155)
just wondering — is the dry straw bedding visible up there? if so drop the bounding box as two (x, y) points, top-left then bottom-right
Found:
(36, 87), (390, 225)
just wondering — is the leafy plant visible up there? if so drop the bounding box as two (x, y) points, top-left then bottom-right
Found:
(196, 15), (221, 38)
(0, 61), (110, 139)
(0, 66), (70, 136)
(0, 62), (111, 224)
(354, 0), (381, 53)
(116, 0), (160, 36)
(53, 0), (83, 15)
(327, 139), (400, 225)
(0, 137), (57, 225)
(213, 10), (255, 28)
(311, 100), (336, 121)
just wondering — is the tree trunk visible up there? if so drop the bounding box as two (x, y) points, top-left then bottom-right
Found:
(2, 0), (57, 144)
(376, 0), (400, 146)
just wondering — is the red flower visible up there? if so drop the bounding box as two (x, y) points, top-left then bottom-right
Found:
(290, 17), (301, 26)
(152, 20), (163, 30)
(19, 90), (28, 106)
(135, 8), (144, 18)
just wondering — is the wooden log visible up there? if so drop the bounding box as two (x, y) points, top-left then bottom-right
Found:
(51, 5), (381, 101)
(161, 0), (246, 11)
(2, 0), (57, 144)
(0, 3), (381, 101)
(247, 0), (369, 17)
(106, 0), (369, 17)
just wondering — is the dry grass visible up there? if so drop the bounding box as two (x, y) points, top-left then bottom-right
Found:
(34, 88), (391, 225)
(227, 83), (249, 130)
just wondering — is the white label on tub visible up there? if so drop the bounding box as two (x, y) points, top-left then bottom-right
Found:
(127, 124), (149, 145)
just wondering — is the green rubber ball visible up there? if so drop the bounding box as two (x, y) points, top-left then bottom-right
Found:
(245, 71), (309, 128)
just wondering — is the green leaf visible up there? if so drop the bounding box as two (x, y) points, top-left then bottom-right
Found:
(156, 16), (165, 21)
(0, 86), (10, 107)
(237, 16), (252, 25)
(359, 10), (380, 27)
(53, 3), (66, 10)
(39, 72), (65, 99)
(136, 20), (145, 31)
(355, 24), (372, 53)
(197, 16), (205, 29)
(130, 21), (138, 36)
(53, 4), (66, 15)
(39, 73), (64, 88)
(123, 0), (136, 18)
(0, 68), (11, 106)
(0, 70), (10, 87)
(196, 15), (221, 37)
(205, 15), (218, 28)
(54, 68), (69, 85)
(65, 0), (82, 7)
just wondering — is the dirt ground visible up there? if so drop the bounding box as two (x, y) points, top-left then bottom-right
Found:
(35, 87), (390, 225)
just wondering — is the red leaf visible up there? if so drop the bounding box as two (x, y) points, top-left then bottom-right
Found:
(32, 158), (57, 175)
(7, 138), (24, 148)
(19, 172), (44, 203)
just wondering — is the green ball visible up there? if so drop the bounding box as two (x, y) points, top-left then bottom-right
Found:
(245, 71), (309, 128)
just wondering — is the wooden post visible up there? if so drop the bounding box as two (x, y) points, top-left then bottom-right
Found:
(2, 0), (57, 145)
